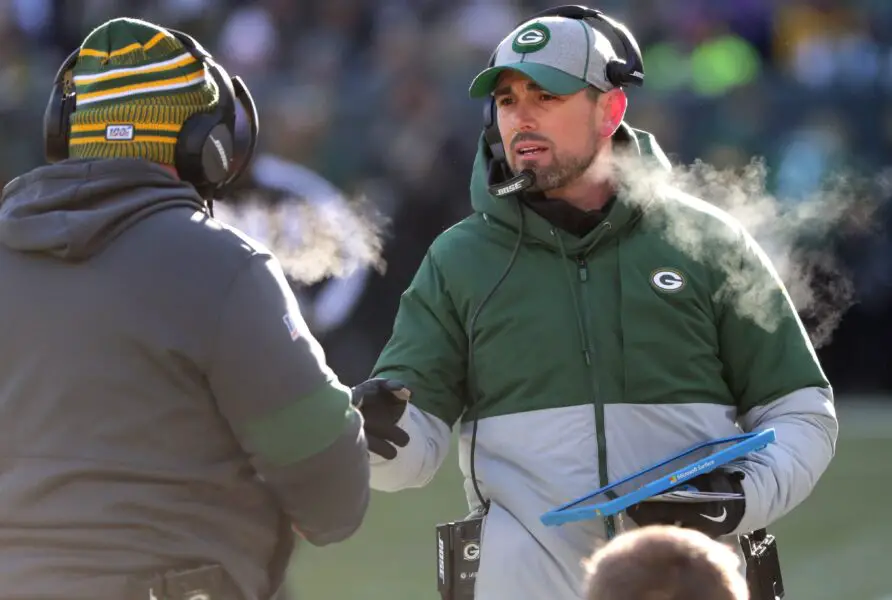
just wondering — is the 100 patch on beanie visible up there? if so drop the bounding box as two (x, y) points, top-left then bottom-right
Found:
(68, 17), (219, 165)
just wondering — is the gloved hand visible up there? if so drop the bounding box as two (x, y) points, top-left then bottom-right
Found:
(625, 470), (746, 538)
(351, 378), (411, 460)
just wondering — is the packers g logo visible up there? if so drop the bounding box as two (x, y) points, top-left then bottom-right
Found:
(512, 23), (550, 53)
(651, 269), (686, 293)
(463, 542), (480, 561)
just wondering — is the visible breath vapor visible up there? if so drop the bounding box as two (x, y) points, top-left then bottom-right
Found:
(213, 189), (388, 285)
(611, 148), (887, 349)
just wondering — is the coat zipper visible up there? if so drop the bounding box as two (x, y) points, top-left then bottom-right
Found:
(573, 223), (615, 538)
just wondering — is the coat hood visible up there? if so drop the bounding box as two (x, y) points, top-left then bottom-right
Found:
(0, 158), (205, 260)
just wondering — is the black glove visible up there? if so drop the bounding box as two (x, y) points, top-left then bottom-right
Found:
(625, 470), (746, 538)
(351, 378), (411, 460)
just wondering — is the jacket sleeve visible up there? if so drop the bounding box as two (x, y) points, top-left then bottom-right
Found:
(368, 249), (467, 492)
(715, 227), (839, 534)
(206, 253), (370, 547)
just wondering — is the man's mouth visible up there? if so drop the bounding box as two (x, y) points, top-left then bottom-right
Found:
(515, 144), (549, 158)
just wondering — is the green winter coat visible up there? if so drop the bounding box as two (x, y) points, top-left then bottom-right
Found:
(369, 124), (837, 600)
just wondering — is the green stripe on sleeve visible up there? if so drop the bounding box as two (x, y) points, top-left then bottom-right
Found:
(244, 380), (358, 466)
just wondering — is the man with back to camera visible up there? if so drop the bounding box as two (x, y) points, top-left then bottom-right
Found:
(349, 5), (838, 599)
(0, 17), (370, 600)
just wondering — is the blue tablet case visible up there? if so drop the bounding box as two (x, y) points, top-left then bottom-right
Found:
(540, 428), (777, 527)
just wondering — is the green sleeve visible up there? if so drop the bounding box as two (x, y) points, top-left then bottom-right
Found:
(716, 228), (830, 413)
(372, 249), (468, 426)
(206, 253), (369, 544)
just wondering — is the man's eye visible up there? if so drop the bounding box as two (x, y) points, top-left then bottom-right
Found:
(540, 93), (557, 101)
(496, 97), (514, 106)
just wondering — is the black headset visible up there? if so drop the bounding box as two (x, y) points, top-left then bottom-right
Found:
(483, 5), (644, 197)
(43, 28), (259, 200)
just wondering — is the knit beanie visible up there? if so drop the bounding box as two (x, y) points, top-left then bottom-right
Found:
(68, 17), (220, 165)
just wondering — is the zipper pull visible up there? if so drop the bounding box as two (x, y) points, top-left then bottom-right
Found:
(576, 255), (588, 282)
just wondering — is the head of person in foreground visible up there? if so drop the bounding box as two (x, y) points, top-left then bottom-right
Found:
(583, 525), (749, 600)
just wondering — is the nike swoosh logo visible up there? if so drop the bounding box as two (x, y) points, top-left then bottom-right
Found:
(700, 507), (728, 523)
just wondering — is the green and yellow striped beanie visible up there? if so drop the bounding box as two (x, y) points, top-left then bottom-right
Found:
(69, 17), (219, 165)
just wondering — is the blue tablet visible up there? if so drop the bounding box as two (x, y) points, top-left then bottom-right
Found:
(540, 428), (776, 527)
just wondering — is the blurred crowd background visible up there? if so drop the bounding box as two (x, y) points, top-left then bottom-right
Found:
(1, 0), (890, 394)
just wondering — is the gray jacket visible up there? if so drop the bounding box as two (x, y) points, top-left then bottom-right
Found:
(0, 158), (370, 600)
(374, 390), (836, 599)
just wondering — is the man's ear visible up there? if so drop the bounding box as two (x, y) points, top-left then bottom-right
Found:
(599, 89), (628, 138)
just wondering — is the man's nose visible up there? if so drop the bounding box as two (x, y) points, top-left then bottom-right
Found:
(512, 102), (537, 131)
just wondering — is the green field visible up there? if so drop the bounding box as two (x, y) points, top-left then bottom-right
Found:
(287, 399), (892, 600)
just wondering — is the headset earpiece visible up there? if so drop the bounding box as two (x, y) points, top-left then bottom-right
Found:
(172, 57), (237, 189)
(483, 97), (505, 161)
(167, 29), (248, 198)
(43, 48), (80, 164)
(482, 48), (508, 165)
(526, 5), (644, 88)
(594, 11), (644, 87)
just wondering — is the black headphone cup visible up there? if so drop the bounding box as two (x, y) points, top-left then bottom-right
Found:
(482, 95), (495, 130)
(175, 110), (228, 184)
(604, 21), (644, 86)
(605, 58), (636, 88)
(44, 93), (77, 164)
(609, 64), (622, 87)
(482, 96), (507, 164)
(201, 123), (234, 185)
(43, 48), (80, 163)
(173, 63), (238, 190)
(43, 86), (67, 163)
(519, 5), (644, 88)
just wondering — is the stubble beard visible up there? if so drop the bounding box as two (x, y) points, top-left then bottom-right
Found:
(513, 136), (601, 193)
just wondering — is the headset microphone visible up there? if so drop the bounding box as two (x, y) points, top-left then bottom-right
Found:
(488, 169), (536, 198)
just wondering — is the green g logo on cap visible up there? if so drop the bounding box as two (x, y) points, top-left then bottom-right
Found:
(512, 23), (550, 53)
